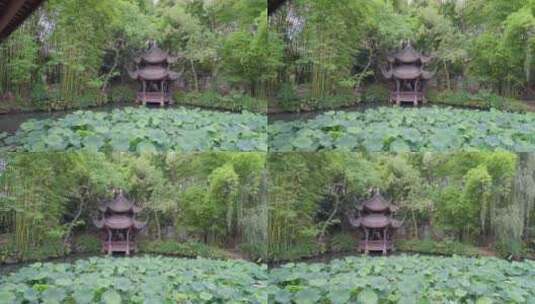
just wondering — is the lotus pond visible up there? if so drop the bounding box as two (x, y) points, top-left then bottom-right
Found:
(0, 107), (267, 152)
(269, 107), (535, 152)
(269, 255), (535, 304)
(0, 256), (268, 303)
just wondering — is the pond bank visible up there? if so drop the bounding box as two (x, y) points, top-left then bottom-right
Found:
(268, 101), (488, 122)
(267, 246), (500, 268)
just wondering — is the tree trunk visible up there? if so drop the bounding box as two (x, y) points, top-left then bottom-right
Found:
(190, 59), (199, 92)
(63, 191), (86, 251)
(154, 211), (161, 240)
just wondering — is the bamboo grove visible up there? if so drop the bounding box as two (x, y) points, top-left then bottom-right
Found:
(267, 152), (535, 261)
(0, 152), (267, 263)
(269, 0), (535, 111)
(0, 0), (282, 113)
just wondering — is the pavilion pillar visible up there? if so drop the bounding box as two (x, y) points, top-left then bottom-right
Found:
(142, 80), (146, 106)
(126, 228), (130, 256)
(395, 80), (400, 106)
(364, 228), (369, 255)
(383, 228), (387, 255)
(107, 229), (112, 255)
(414, 80), (418, 106)
(160, 80), (164, 107)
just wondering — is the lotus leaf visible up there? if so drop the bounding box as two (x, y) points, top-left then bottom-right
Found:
(269, 106), (535, 152)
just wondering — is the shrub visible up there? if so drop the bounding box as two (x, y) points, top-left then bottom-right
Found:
(494, 239), (525, 260)
(429, 89), (530, 113)
(362, 84), (390, 103)
(174, 90), (266, 113)
(74, 233), (101, 254)
(138, 240), (231, 260)
(276, 83), (300, 111)
(329, 232), (356, 253)
(268, 239), (322, 262)
(396, 239), (481, 257)
(109, 84), (136, 103)
(238, 243), (268, 262)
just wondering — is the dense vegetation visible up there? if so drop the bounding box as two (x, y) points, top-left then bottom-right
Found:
(0, 0), (277, 113)
(269, 255), (535, 303)
(1, 107), (267, 152)
(0, 152), (268, 263)
(269, 107), (535, 152)
(268, 152), (535, 261)
(0, 256), (268, 303)
(270, 0), (535, 111)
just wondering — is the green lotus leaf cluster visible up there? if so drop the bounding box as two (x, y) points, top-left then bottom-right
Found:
(0, 256), (268, 303)
(269, 107), (535, 152)
(269, 255), (535, 303)
(0, 107), (267, 152)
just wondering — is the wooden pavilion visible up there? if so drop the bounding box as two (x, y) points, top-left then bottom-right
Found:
(93, 190), (145, 255)
(348, 190), (401, 255)
(382, 42), (433, 106)
(0, 0), (44, 41)
(129, 42), (180, 106)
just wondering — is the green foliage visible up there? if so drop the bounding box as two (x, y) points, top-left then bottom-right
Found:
(328, 233), (356, 253)
(138, 240), (231, 260)
(220, 10), (284, 96)
(0, 256), (268, 303)
(276, 84), (300, 112)
(0, 152), (267, 263)
(108, 85), (136, 103)
(266, 152), (525, 261)
(271, 0), (535, 111)
(269, 107), (535, 152)
(73, 234), (101, 254)
(175, 90), (267, 113)
(2, 107), (267, 152)
(270, 255), (535, 303)
(0, 0), (270, 112)
(396, 239), (482, 257)
(361, 84), (390, 104)
(429, 89), (531, 112)
(268, 153), (380, 261)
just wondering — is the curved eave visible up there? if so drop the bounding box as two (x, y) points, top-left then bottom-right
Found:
(129, 69), (180, 81)
(98, 205), (143, 214)
(94, 216), (146, 230)
(0, 0), (44, 42)
(384, 68), (433, 80)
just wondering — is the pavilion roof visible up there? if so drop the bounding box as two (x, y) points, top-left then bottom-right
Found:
(387, 43), (432, 64)
(0, 0), (44, 41)
(382, 65), (433, 80)
(349, 214), (401, 229)
(134, 44), (177, 65)
(129, 66), (180, 81)
(99, 191), (142, 214)
(94, 215), (145, 230)
(357, 191), (398, 213)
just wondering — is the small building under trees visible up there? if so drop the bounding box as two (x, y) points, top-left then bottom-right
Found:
(94, 190), (145, 255)
(382, 42), (433, 106)
(129, 42), (180, 106)
(348, 190), (401, 255)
